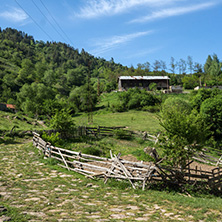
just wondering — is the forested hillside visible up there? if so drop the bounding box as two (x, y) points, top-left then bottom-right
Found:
(0, 27), (129, 116)
(1, 27), (222, 119)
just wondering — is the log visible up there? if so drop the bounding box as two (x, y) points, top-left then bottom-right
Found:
(58, 149), (70, 171)
(114, 154), (136, 189)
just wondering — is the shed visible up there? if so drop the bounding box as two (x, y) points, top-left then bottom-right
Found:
(0, 103), (16, 112)
(169, 85), (183, 93)
(117, 76), (170, 91)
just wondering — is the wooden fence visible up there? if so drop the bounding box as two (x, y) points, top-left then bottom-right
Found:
(142, 132), (222, 167)
(33, 132), (222, 191)
(33, 126), (126, 139)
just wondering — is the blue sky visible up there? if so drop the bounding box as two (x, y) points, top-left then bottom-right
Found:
(0, 0), (222, 69)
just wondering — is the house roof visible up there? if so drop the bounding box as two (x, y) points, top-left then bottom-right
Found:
(6, 104), (16, 109)
(118, 76), (170, 80)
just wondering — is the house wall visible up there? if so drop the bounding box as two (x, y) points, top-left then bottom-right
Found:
(0, 103), (8, 111)
(118, 79), (168, 91)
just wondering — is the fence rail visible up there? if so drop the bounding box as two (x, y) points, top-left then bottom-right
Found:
(32, 126), (126, 138)
(32, 132), (222, 191)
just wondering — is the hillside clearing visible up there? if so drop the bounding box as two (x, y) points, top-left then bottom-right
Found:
(74, 110), (161, 133)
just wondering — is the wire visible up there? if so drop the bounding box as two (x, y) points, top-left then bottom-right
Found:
(31, 0), (68, 44)
(14, 0), (54, 41)
(39, 0), (74, 46)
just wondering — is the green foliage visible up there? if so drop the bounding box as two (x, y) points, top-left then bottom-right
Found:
(42, 132), (62, 146)
(114, 88), (161, 112)
(69, 83), (98, 112)
(182, 75), (199, 89)
(50, 109), (75, 134)
(190, 88), (222, 111)
(160, 97), (208, 168)
(0, 28), (128, 115)
(17, 82), (55, 116)
(141, 105), (160, 113)
(200, 95), (222, 142)
(82, 146), (103, 156)
(113, 129), (133, 140)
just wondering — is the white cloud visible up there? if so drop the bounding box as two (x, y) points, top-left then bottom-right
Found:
(125, 47), (163, 59)
(91, 30), (154, 55)
(75, 0), (178, 18)
(130, 2), (217, 23)
(0, 7), (28, 23)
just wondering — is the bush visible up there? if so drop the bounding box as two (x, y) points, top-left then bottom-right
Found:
(50, 109), (75, 135)
(113, 129), (132, 140)
(114, 88), (161, 112)
(82, 146), (103, 156)
(200, 95), (222, 142)
(159, 97), (208, 168)
(42, 132), (62, 146)
(191, 88), (222, 111)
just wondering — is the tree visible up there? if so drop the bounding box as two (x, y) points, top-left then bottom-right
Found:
(17, 83), (55, 116)
(204, 55), (212, 74)
(159, 97), (208, 169)
(191, 88), (213, 111)
(182, 75), (199, 89)
(169, 57), (176, 74)
(200, 95), (222, 142)
(194, 62), (203, 73)
(153, 60), (161, 72)
(50, 109), (75, 138)
(69, 83), (98, 112)
(178, 59), (186, 74)
(160, 60), (167, 72)
(15, 59), (35, 86)
(187, 56), (193, 74)
(209, 54), (222, 84)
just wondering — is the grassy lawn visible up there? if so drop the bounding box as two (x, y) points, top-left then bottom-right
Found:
(74, 110), (161, 133)
(0, 111), (49, 132)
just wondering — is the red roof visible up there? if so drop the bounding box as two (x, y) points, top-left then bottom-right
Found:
(6, 104), (16, 109)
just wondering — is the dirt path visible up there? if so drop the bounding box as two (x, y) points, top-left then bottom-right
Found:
(0, 141), (222, 221)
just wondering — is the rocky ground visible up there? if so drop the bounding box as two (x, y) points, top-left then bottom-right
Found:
(0, 141), (222, 221)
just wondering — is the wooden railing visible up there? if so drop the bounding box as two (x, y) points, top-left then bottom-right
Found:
(32, 132), (222, 191)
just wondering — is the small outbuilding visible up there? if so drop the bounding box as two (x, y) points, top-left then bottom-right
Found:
(169, 85), (183, 93)
(117, 76), (170, 91)
(0, 103), (16, 112)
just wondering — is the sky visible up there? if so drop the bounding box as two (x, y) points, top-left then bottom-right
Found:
(0, 0), (222, 69)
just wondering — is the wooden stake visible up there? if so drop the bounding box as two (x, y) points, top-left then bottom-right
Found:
(58, 149), (70, 171)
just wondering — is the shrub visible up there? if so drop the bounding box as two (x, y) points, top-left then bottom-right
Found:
(50, 109), (75, 138)
(114, 88), (161, 112)
(42, 132), (62, 146)
(200, 95), (222, 142)
(113, 129), (132, 140)
(159, 97), (208, 168)
(191, 88), (222, 111)
(142, 105), (160, 113)
(82, 146), (103, 156)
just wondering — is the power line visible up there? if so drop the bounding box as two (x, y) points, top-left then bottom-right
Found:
(39, 0), (74, 46)
(31, 0), (68, 44)
(14, 0), (54, 41)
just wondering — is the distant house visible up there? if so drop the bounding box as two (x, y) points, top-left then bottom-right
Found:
(0, 103), (16, 112)
(6, 104), (16, 112)
(117, 76), (170, 91)
(0, 103), (7, 111)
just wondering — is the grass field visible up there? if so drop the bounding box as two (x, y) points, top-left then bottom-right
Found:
(74, 110), (161, 133)
(0, 111), (49, 132)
